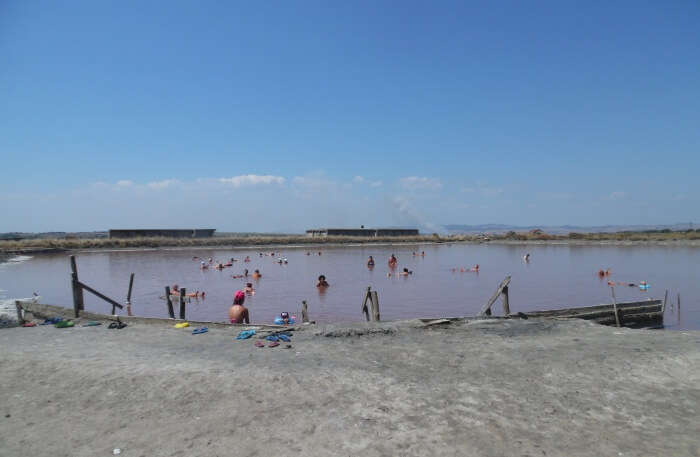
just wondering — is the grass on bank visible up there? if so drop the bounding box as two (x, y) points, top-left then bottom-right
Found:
(2, 229), (700, 252)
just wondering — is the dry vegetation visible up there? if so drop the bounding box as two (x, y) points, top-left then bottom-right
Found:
(2, 230), (699, 253)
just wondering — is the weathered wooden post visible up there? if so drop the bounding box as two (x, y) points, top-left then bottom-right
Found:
(15, 300), (24, 325)
(370, 290), (380, 322)
(179, 288), (187, 320)
(361, 286), (371, 321)
(126, 273), (134, 316)
(70, 255), (85, 317)
(610, 287), (621, 328)
(165, 286), (175, 318)
(678, 293), (681, 326)
(662, 289), (668, 313)
(502, 286), (510, 315)
(301, 300), (309, 323)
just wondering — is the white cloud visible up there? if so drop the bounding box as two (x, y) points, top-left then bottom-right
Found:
(370, 180), (383, 187)
(147, 179), (180, 190)
(399, 176), (442, 190)
(218, 174), (286, 187)
(352, 176), (365, 183)
(116, 180), (133, 187)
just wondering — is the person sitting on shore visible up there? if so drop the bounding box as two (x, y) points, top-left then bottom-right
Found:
(229, 290), (250, 324)
(244, 282), (255, 294)
(316, 275), (329, 288)
(252, 269), (262, 279)
(399, 268), (412, 276)
(367, 256), (375, 267)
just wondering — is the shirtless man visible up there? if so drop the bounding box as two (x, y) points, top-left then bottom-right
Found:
(399, 268), (412, 276)
(252, 269), (262, 279)
(229, 291), (250, 324)
(316, 275), (329, 288)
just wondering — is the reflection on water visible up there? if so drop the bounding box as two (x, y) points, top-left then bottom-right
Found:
(0, 244), (697, 329)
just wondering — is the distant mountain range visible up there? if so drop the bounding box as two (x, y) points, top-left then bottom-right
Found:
(443, 223), (696, 235)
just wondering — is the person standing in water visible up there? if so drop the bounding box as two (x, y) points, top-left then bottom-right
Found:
(229, 290), (250, 324)
(317, 275), (329, 288)
(388, 254), (397, 267)
(367, 256), (375, 267)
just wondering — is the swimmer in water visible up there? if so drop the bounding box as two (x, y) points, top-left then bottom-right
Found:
(244, 282), (255, 294)
(421, 251), (425, 256)
(316, 275), (329, 288)
(244, 269), (249, 277)
(200, 261), (208, 270)
(470, 264), (479, 272)
(252, 269), (261, 279)
(367, 256), (375, 267)
(388, 254), (397, 267)
(399, 268), (412, 276)
(244, 256), (251, 262)
(523, 253), (530, 262)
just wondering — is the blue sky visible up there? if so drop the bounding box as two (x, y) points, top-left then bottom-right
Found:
(1, 0), (699, 232)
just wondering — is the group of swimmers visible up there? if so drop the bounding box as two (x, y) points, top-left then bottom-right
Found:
(451, 265), (479, 273)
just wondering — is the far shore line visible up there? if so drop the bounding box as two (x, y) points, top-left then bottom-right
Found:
(2, 233), (700, 256)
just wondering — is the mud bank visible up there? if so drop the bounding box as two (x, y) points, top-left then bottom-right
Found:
(1, 318), (699, 457)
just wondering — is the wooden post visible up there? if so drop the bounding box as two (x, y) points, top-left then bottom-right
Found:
(126, 273), (135, 316)
(662, 289), (668, 313)
(179, 288), (186, 320)
(165, 286), (175, 319)
(70, 255), (84, 317)
(677, 293), (681, 326)
(361, 286), (371, 321)
(610, 287), (621, 328)
(301, 300), (309, 323)
(479, 276), (511, 316)
(370, 290), (380, 321)
(502, 286), (510, 315)
(15, 300), (24, 325)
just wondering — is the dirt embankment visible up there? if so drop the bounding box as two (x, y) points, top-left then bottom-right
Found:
(1, 317), (699, 457)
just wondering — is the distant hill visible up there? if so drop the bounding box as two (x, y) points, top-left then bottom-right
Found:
(443, 223), (696, 235)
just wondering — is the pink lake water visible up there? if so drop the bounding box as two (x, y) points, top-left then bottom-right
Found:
(1, 243), (697, 329)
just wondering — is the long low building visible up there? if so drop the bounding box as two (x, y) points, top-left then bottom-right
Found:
(306, 228), (419, 237)
(109, 229), (216, 239)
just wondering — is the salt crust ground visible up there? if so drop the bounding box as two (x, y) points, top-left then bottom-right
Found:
(1, 318), (699, 457)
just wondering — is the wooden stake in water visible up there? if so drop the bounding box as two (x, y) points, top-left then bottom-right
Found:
(610, 287), (621, 328)
(301, 300), (309, 323)
(678, 293), (681, 326)
(165, 286), (175, 319)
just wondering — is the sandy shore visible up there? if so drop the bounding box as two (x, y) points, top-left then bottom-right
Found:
(1, 317), (699, 456)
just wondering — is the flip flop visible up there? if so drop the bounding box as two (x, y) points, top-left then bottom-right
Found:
(55, 321), (75, 328)
(236, 329), (256, 340)
(22, 322), (37, 327)
(277, 334), (291, 342)
(41, 317), (63, 325)
(192, 327), (208, 335)
(81, 321), (102, 327)
(254, 341), (265, 348)
(174, 322), (190, 329)
(268, 341), (280, 348)
(117, 321), (127, 329)
(108, 322), (118, 329)
(265, 335), (279, 342)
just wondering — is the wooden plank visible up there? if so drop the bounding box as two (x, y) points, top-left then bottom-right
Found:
(479, 276), (511, 316)
(502, 286), (510, 315)
(662, 290), (668, 313)
(70, 256), (84, 311)
(611, 287), (621, 328)
(301, 300), (309, 323)
(361, 286), (371, 321)
(179, 288), (186, 320)
(165, 286), (175, 319)
(525, 300), (661, 317)
(15, 300), (24, 325)
(127, 273), (135, 302)
(77, 280), (124, 310)
(527, 303), (661, 321)
(370, 291), (380, 322)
